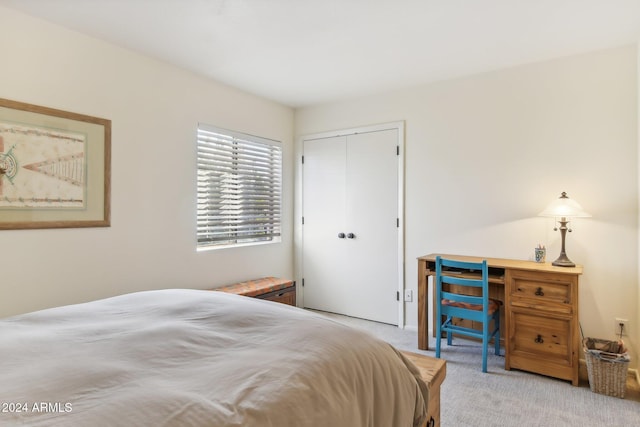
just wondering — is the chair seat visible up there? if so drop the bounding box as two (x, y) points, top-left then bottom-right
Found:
(442, 298), (502, 315)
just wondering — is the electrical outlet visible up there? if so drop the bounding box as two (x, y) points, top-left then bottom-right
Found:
(614, 318), (629, 337)
(404, 290), (413, 302)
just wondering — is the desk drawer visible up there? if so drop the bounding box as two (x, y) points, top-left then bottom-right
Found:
(510, 310), (571, 362)
(509, 270), (573, 306)
(508, 308), (576, 382)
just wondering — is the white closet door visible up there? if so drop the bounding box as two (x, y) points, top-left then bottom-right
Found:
(302, 135), (350, 316)
(302, 128), (399, 324)
(345, 129), (399, 323)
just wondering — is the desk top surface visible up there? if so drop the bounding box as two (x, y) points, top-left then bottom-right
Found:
(418, 253), (583, 275)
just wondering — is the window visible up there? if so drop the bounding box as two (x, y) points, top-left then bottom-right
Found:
(197, 124), (282, 249)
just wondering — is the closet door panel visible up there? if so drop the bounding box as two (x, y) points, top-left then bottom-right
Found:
(345, 130), (398, 324)
(302, 136), (349, 314)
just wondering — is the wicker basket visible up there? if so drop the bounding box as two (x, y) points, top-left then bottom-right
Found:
(583, 338), (630, 398)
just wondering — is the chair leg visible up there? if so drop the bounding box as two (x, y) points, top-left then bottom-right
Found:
(482, 320), (489, 373)
(435, 316), (442, 359)
(494, 312), (501, 356)
(446, 317), (453, 345)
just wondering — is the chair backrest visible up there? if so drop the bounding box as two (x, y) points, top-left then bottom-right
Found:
(435, 256), (490, 318)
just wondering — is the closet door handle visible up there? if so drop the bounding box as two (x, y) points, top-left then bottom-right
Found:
(338, 233), (346, 239)
(347, 233), (355, 239)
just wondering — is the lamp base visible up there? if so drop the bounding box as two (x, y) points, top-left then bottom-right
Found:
(552, 253), (575, 267)
(551, 217), (576, 267)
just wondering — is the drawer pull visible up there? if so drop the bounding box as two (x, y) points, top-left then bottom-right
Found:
(534, 334), (544, 344)
(535, 287), (544, 296)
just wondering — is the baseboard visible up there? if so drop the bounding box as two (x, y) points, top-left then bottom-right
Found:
(579, 358), (588, 381)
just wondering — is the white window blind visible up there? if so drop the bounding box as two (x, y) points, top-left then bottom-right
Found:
(197, 124), (282, 248)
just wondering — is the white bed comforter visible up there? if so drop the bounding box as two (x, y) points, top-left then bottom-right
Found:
(0, 289), (427, 427)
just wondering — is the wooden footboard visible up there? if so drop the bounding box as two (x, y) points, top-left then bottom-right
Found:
(400, 351), (446, 427)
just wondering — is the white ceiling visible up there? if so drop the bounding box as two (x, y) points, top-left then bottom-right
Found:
(2, 0), (640, 108)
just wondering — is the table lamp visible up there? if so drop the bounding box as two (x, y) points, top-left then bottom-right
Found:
(539, 192), (590, 267)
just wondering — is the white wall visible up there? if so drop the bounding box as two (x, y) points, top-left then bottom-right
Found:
(296, 45), (639, 368)
(0, 7), (294, 317)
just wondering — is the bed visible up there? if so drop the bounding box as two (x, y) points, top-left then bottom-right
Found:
(0, 289), (428, 426)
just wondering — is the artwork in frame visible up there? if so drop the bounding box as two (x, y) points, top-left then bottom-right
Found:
(0, 98), (110, 229)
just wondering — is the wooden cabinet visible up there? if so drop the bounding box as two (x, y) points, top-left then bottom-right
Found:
(505, 269), (580, 385)
(214, 277), (296, 307)
(401, 351), (446, 427)
(255, 286), (296, 306)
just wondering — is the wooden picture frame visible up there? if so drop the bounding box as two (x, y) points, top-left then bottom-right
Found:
(0, 98), (110, 229)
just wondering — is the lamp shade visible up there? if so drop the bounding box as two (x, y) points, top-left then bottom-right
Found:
(539, 192), (591, 218)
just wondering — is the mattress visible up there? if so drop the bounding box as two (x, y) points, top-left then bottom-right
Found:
(0, 289), (428, 426)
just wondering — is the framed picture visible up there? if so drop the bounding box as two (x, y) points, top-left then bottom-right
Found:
(0, 98), (111, 229)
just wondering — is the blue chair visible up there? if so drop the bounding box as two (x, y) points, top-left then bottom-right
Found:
(434, 256), (502, 372)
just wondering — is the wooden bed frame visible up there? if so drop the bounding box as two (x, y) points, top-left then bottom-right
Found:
(400, 351), (446, 427)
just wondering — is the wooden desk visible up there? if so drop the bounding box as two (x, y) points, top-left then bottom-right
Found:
(418, 253), (583, 385)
